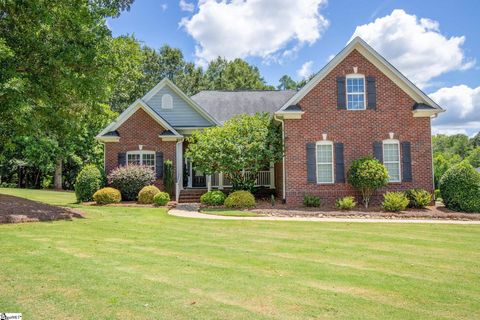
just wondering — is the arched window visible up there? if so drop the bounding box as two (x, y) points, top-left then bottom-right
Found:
(161, 94), (173, 109)
(383, 139), (401, 182)
(346, 74), (366, 110)
(316, 140), (334, 184)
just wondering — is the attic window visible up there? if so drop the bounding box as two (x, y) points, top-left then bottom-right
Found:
(346, 74), (366, 110)
(162, 94), (173, 109)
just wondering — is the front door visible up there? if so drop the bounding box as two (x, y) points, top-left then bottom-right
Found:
(192, 167), (206, 188)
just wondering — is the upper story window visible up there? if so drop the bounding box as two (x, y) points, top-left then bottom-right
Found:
(161, 94), (173, 109)
(316, 141), (334, 184)
(383, 140), (401, 182)
(127, 151), (155, 172)
(346, 74), (366, 110)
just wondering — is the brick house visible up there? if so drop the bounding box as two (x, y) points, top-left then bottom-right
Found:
(97, 37), (444, 204)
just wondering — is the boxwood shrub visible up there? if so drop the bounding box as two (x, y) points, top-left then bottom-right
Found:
(200, 190), (226, 206)
(74, 164), (103, 202)
(93, 187), (121, 204)
(153, 192), (170, 206)
(224, 190), (255, 209)
(107, 165), (156, 201)
(138, 185), (160, 204)
(439, 162), (480, 213)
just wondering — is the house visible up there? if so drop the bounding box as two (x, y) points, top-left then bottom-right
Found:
(96, 37), (444, 204)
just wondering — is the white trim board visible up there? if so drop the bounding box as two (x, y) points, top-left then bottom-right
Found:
(143, 78), (220, 126)
(276, 37), (444, 115)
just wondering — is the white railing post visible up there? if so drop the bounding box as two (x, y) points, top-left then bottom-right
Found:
(175, 182), (180, 202)
(219, 173), (224, 190)
(269, 162), (275, 189)
(207, 174), (212, 192)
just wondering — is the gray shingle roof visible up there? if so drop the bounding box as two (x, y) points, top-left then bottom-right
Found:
(191, 90), (297, 124)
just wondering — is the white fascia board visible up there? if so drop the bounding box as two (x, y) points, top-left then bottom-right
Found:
(95, 135), (120, 143)
(274, 111), (304, 119)
(278, 37), (444, 113)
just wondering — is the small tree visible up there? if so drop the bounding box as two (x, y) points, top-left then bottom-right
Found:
(163, 160), (174, 195)
(74, 164), (103, 202)
(348, 156), (389, 208)
(185, 113), (283, 191)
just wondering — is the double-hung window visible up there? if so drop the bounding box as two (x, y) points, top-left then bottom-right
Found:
(316, 142), (334, 183)
(346, 74), (366, 110)
(383, 141), (401, 182)
(127, 151), (156, 172)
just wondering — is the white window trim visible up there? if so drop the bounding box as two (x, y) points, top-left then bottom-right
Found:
(316, 141), (334, 184)
(346, 74), (366, 110)
(126, 150), (156, 171)
(382, 139), (401, 183)
(161, 94), (173, 109)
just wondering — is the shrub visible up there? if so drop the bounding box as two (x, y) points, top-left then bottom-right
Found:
(163, 160), (174, 195)
(439, 162), (480, 212)
(138, 185), (161, 204)
(0, 182), (17, 188)
(381, 192), (409, 212)
(107, 165), (156, 201)
(224, 190), (255, 209)
(153, 192), (170, 206)
(336, 196), (356, 210)
(348, 156), (389, 208)
(405, 189), (431, 208)
(303, 194), (321, 207)
(200, 190), (226, 206)
(434, 189), (441, 200)
(74, 164), (103, 202)
(93, 187), (121, 204)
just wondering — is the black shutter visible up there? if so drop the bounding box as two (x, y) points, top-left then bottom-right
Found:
(402, 141), (412, 182)
(118, 153), (126, 166)
(366, 76), (376, 110)
(306, 143), (316, 183)
(337, 77), (346, 109)
(373, 142), (383, 162)
(156, 152), (164, 179)
(334, 143), (345, 183)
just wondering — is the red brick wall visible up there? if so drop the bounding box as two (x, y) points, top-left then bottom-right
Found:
(104, 108), (177, 192)
(284, 49), (433, 205)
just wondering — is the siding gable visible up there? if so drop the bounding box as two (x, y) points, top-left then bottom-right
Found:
(145, 86), (213, 127)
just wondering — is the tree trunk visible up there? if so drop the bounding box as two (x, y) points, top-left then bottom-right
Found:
(54, 159), (63, 190)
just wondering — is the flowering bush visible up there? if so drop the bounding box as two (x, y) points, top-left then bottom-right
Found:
(107, 165), (155, 201)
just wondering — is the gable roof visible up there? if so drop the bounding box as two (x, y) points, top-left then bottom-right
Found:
(143, 78), (219, 126)
(277, 37), (444, 115)
(191, 90), (296, 124)
(96, 99), (182, 141)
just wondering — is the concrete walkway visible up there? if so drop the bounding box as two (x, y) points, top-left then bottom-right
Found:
(169, 204), (480, 224)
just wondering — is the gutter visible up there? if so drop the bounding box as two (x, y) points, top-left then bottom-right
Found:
(274, 115), (286, 203)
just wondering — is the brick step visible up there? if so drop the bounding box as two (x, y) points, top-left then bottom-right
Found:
(178, 189), (207, 203)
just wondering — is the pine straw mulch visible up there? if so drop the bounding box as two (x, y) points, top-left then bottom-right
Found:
(0, 194), (84, 224)
(248, 200), (480, 221)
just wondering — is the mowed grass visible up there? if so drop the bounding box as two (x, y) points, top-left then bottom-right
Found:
(1, 189), (480, 319)
(201, 207), (263, 217)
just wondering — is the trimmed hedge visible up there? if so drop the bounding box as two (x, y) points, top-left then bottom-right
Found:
(200, 190), (226, 206)
(153, 192), (170, 206)
(336, 196), (356, 210)
(138, 185), (160, 204)
(107, 165), (156, 201)
(75, 164), (103, 202)
(405, 189), (431, 208)
(93, 187), (121, 204)
(439, 162), (480, 213)
(224, 190), (255, 209)
(381, 192), (409, 212)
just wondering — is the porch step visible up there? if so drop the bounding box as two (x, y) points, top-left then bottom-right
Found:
(178, 189), (207, 203)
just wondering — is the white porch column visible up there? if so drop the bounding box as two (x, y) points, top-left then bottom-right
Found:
(269, 162), (275, 189)
(176, 140), (184, 190)
(218, 173), (224, 190)
(207, 175), (212, 191)
(187, 160), (192, 188)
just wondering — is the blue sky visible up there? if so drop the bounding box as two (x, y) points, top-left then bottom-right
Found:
(108, 0), (480, 136)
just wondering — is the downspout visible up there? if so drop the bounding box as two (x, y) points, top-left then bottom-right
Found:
(274, 115), (286, 203)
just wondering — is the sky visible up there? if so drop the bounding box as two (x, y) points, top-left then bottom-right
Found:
(108, 0), (480, 136)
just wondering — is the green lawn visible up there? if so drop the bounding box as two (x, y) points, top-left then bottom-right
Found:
(1, 188), (480, 319)
(201, 207), (263, 217)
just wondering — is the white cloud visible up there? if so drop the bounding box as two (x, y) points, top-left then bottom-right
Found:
(297, 61), (314, 79)
(161, 3), (168, 11)
(180, 0), (329, 66)
(179, 0), (195, 12)
(430, 85), (480, 136)
(351, 9), (474, 88)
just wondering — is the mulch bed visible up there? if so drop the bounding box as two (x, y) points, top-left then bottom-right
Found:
(0, 194), (84, 224)
(250, 200), (480, 221)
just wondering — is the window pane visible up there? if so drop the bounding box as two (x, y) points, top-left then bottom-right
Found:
(127, 153), (140, 165)
(383, 143), (399, 161)
(317, 164), (333, 183)
(385, 162), (400, 182)
(316, 144), (332, 162)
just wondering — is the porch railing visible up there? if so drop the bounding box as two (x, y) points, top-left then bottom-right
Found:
(211, 170), (272, 188)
